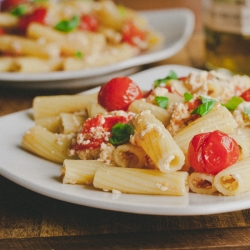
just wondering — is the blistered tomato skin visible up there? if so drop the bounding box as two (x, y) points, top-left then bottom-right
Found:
(98, 77), (143, 111)
(187, 130), (240, 175)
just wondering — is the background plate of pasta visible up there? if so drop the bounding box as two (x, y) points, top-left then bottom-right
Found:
(2, 64), (250, 215)
(0, 0), (194, 89)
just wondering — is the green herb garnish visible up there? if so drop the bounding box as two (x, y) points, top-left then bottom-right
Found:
(109, 123), (135, 145)
(184, 92), (193, 102)
(11, 5), (26, 16)
(154, 70), (178, 88)
(75, 51), (83, 58)
(222, 96), (244, 111)
(191, 96), (216, 116)
(155, 96), (169, 109)
(55, 16), (79, 32)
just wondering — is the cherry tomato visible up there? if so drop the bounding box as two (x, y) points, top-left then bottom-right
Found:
(70, 114), (128, 151)
(240, 88), (250, 101)
(98, 77), (143, 111)
(18, 7), (47, 33)
(79, 14), (99, 32)
(122, 21), (146, 47)
(187, 130), (240, 175)
(1, 0), (27, 12)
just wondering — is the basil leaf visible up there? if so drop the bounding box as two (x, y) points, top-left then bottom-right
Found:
(11, 5), (26, 16)
(55, 16), (79, 32)
(191, 97), (216, 116)
(155, 96), (168, 109)
(244, 107), (250, 118)
(154, 70), (178, 87)
(222, 96), (244, 110)
(184, 92), (193, 102)
(75, 51), (83, 58)
(109, 123), (134, 145)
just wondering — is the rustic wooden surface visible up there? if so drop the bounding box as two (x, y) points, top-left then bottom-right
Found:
(2, 1), (250, 249)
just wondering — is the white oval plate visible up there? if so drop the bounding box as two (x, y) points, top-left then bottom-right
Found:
(1, 64), (250, 216)
(0, 9), (195, 89)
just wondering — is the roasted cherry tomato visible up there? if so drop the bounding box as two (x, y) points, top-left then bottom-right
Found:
(79, 14), (99, 32)
(122, 21), (146, 47)
(240, 88), (250, 101)
(98, 76), (143, 111)
(187, 130), (240, 175)
(18, 7), (47, 33)
(70, 114), (128, 151)
(1, 0), (27, 12)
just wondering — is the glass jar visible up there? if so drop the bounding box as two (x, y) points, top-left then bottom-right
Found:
(203, 0), (250, 75)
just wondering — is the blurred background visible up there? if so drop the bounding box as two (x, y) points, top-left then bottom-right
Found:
(113, 0), (202, 32)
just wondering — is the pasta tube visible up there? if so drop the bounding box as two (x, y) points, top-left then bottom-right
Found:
(112, 144), (146, 168)
(93, 166), (189, 196)
(11, 57), (62, 73)
(22, 126), (75, 163)
(131, 110), (185, 173)
(33, 93), (97, 120)
(173, 105), (238, 155)
(188, 172), (217, 195)
(0, 35), (60, 58)
(230, 127), (250, 160)
(61, 159), (109, 185)
(128, 99), (172, 126)
(27, 23), (106, 56)
(214, 157), (250, 196)
(35, 116), (61, 133)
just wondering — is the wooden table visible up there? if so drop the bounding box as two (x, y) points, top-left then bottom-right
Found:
(2, 6), (250, 249)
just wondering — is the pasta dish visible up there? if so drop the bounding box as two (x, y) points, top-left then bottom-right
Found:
(21, 68), (250, 197)
(0, 0), (162, 73)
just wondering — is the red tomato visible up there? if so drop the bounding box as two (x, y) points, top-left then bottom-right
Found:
(70, 114), (128, 151)
(186, 97), (202, 111)
(79, 14), (99, 32)
(18, 7), (47, 33)
(122, 21), (146, 47)
(240, 88), (250, 101)
(1, 0), (27, 12)
(98, 77), (143, 111)
(187, 130), (240, 175)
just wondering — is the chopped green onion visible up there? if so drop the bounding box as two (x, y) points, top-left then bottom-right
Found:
(109, 123), (134, 145)
(184, 92), (193, 102)
(155, 96), (169, 109)
(154, 70), (178, 88)
(55, 16), (79, 32)
(222, 96), (244, 111)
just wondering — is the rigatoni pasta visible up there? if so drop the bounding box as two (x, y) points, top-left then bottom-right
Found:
(21, 67), (250, 197)
(0, 0), (162, 73)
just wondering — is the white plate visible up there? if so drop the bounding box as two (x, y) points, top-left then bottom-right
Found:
(0, 9), (195, 89)
(1, 64), (250, 216)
